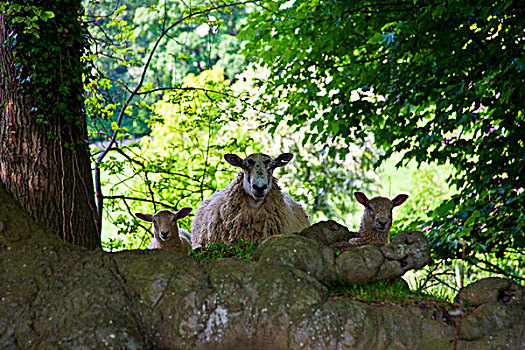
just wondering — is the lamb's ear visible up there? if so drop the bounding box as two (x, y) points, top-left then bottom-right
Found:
(176, 207), (192, 219)
(273, 153), (294, 168)
(392, 194), (409, 207)
(135, 213), (153, 222)
(224, 153), (244, 167)
(354, 192), (369, 206)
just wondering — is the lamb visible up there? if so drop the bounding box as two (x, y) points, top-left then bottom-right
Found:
(348, 192), (409, 246)
(191, 152), (311, 249)
(135, 207), (192, 252)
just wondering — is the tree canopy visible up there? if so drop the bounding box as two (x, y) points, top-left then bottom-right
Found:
(241, 0), (525, 261)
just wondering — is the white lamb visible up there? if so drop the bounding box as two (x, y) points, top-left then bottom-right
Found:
(135, 207), (192, 252)
(191, 152), (311, 249)
(349, 192), (409, 246)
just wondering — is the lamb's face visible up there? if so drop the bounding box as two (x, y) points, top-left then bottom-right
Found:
(365, 197), (396, 232)
(224, 152), (294, 201)
(151, 210), (179, 241)
(354, 192), (409, 232)
(135, 208), (192, 242)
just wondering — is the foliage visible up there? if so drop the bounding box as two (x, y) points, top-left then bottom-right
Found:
(0, 1), (54, 37)
(241, 0), (525, 264)
(284, 140), (378, 224)
(83, 0), (250, 138)
(390, 161), (455, 234)
(131, 0), (249, 83)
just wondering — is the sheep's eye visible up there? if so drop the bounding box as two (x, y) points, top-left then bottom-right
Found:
(367, 205), (373, 211)
(247, 159), (255, 166)
(264, 160), (271, 166)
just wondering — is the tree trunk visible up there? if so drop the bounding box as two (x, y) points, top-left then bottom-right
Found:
(0, 1), (100, 249)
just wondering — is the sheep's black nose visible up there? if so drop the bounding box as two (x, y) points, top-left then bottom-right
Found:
(160, 231), (170, 240)
(253, 184), (267, 191)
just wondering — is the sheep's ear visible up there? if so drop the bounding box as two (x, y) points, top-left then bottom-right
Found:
(354, 192), (369, 206)
(224, 153), (244, 167)
(273, 153), (294, 168)
(176, 207), (192, 219)
(392, 194), (409, 207)
(135, 213), (153, 222)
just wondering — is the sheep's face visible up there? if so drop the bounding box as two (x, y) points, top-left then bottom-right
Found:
(135, 208), (192, 241)
(224, 152), (293, 201)
(354, 192), (409, 232)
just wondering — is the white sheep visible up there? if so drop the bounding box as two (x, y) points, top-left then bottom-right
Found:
(191, 152), (311, 249)
(135, 207), (192, 252)
(348, 192), (409, 246)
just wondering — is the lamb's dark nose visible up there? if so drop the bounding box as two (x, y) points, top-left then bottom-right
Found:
(253, 184), (267, 192)
(160, 231), (170, 240)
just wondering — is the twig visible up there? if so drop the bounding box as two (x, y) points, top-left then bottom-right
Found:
(104, 195), (176, 209)
(467, 256), (525, 282)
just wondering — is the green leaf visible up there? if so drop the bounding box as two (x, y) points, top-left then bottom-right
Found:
(41, 11), (55, 21)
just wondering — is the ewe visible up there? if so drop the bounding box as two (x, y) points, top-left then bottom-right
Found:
(191, 152), (311, 249)
(135, 208), (192, 252)
(349, 192), (409, 246)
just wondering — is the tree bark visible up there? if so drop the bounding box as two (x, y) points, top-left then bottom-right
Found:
(0, 1), (100, 249)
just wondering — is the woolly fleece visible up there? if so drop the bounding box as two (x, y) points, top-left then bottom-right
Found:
(191, 172), (310, 249)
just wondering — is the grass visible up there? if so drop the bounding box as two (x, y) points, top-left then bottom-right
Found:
(191, 237), (261, 261)
(327, 279), (450, 305)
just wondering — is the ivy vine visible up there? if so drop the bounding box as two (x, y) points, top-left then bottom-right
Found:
(2, 0), (87, 140)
